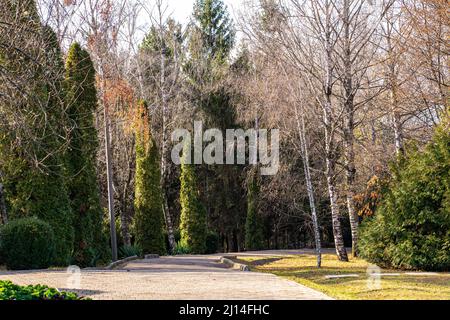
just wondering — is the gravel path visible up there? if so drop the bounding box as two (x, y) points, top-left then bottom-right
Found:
(0, 254), (331, 300)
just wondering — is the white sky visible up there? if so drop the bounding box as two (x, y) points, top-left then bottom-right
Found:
(167, 0), (245, 25)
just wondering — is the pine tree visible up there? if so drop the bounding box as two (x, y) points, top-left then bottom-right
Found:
(179, 148), (208, 254)
(245, 170), (264, 251)
(133, 101), (166, 256)
(64, 43), (107, 267)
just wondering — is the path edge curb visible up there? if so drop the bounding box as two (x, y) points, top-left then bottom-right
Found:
(218, 256), (250, 272)
(105, 255), (139, 270)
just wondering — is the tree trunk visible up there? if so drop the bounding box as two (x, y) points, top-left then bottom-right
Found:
(326, 157), (349, 262)
(104, 86), (118, 262)
(392, 110), (404, 155)
(342, 0), (359, 258)
(389, 63), (404, 156)
(159, 25), (176, 254)
(296, 107), (322, 268)
(385, 11), (405, 157)
(323, 12), (349, 262)
(120, 202), (132, 247)
(343, 95), (359, 258)
(120, 161), (133, 247)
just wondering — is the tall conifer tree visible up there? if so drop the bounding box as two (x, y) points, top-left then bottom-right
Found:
(0, 0), (74, 265)
(133, 101), (166, 256)
(179, 148), (208, 254)
(65, 43), (107, 266)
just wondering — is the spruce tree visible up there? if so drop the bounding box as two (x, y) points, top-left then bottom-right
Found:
(245, 171), (264, 251)
(64, 43), (107, 267)
(0, 2), (74, 265)
(179, 149), (208, 254)
(186, 0), (245, 253)
(192, 0), (235, 62)
(133, 101), (166, 256)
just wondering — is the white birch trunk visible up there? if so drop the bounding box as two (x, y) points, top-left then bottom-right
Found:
(342, 0), (359, 257)
(295, 106), (322, 268)
(158, 12), (176, 253)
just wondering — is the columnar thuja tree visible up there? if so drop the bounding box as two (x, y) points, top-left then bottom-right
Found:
(0, 0), (74, 265)
(133, 101), (166, 256)
(138, 13), (184, 253)
(65, 43), (107, 267)
(245, 170), (264, 251)
(179, 146), (208, 254)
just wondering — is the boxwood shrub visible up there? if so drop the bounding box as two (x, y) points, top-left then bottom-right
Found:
(0, 217), (56, 270)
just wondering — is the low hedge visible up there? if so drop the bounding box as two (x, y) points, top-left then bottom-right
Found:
(0, 281), (86, 300)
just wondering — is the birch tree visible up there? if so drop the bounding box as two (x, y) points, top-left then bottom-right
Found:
(272, 0), (349, 261)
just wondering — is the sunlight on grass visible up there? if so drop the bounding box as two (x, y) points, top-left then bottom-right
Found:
(237, 254), (450, 300)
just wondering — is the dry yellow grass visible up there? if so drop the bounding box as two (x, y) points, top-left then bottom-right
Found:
(237, 254), (450, 300)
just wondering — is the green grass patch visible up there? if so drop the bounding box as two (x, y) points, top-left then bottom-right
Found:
(236, 254), (450, 300)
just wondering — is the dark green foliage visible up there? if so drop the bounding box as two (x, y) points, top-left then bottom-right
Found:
(173, 242), (191, 255)
(0, 218), (55, 270)
(245, 172), (264, 251)
(205, 231), (219, 254)
(180, 160), (208, 254)
(185, 0), (245, 254)
(0, 281), (87, 300)
(119, 245), (143, 259)
(133, 102), (166, 256)
(2, 167), (74, 266)
(359, 120), (450, 271)
(64, 43), (107, 267)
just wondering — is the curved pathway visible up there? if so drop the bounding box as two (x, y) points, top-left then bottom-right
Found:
(0, 254), (331, 300)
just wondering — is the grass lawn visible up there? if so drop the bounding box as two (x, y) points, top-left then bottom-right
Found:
(236, 254), (450, 300)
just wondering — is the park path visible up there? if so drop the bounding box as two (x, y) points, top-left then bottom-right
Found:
(0, 253), (331, 300)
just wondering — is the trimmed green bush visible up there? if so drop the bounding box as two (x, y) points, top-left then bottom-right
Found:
(359, 120), (450, 271)
(0, 281), (87, 300)
(0, 217), (55, 270)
